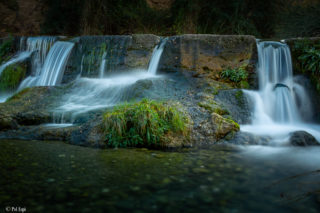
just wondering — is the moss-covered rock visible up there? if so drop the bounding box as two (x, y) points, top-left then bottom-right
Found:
(211, 113), (239, 140)
(0, 63), (26, 92)
(102, 99), (191, 148)
(0, 87), (60, 130)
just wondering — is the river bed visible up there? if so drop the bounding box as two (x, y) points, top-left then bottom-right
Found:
(0, 139), (319, 212)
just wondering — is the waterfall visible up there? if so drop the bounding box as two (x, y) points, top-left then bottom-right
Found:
(242, 40), (320, 142)
(0, 37), (56, 80)
(0, 52), (31, 76)
(50, 39), (166, 125)
(37, 42), (74, 86)
(21, 36), (58, 75)
(147, 38), (167, 75)
(19, 41), (74, 89)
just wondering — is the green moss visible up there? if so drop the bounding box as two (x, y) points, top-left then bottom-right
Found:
(239, 80), (249, 89)
(6, 88), (31, 102)
(103, 99), (190, 148)
(235, 90), (245, 106)
(225, 118), (240, 130)
(198, 101), (229, 116)
(0, 64), (26, 92)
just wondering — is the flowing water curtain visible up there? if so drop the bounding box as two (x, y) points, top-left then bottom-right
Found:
(80, 36), (130, 78)
(147, 37), (168, 75)
(19, 41), (75, 89)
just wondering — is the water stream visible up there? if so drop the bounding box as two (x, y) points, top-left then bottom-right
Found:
(241, 41), (320, 143)
(0, 36), (57, 102)
(50, 38), (167, 125)
(19, 41), (75, 89)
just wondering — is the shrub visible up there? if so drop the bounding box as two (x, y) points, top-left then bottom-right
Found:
(293, 41), (320, 74)
(220, 66), (248, 83)
(103, 99), (189, 148)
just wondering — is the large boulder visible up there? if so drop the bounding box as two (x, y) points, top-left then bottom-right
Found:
(289, 131), (319, 146)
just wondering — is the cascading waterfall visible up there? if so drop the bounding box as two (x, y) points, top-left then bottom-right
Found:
(50, 39), (167, 125)
(148, 38), (167, 74)
(19, 41), (74, 89)
(242, 40), (320, 143)
(22, 37), (58, 75)
(0, 36), (57, 102)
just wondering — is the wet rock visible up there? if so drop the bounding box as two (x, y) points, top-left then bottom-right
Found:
(289, 131), (320, 146)
(225, 131), (271, 145)
(215, 89), (252, 124)
(211, 113), (239, 140)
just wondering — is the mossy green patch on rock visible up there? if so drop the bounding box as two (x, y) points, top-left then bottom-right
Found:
(6, 87), (31, 102)
(103, 99), (191, 148)
(211, 113), (240, 140)
(198, 100), (229, 116)
(0, 64), (26, 92)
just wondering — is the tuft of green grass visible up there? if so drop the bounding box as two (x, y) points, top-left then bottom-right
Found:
(103, 99), (189, 148)
(0, 64), (26, 92)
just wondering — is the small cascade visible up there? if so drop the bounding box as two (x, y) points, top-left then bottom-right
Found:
(147, 38), (167, 75)
(0, 37), (56, 79)
(37, 41), (75, 86)
(51, 39), (166, 125)
(21, 36), (58, 75)
(0, 52), (31, 76)
(0, 36), (57, 102)
(242, 40), (320, 142)
(19, 41), (74, 88)
(79, 36), (130, 78)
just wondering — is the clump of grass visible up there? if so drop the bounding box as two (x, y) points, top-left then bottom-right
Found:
(0, 64), (26, 92)
(103, 99), (189, 148)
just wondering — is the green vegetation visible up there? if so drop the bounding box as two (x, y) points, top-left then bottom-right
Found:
(198, 101), (229, 116)
(103, 99), (189, 148)
(294, 41), (320, 74)
(38, 0), (319, 38)
(0, 64), (26, 92)
(0, 36), (14, 64)
(292, 40), (320, 92)
(6, 88), (31, 102)
(220, 65), (249, 88)
(235, 90), (245, 106)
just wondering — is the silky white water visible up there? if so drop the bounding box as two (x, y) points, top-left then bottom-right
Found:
(147, 38), (167, 74)
(50, 39), (167, 125)
(0, 37), (57, 102)
(0, 51), (31, 77)
(19, 41), (74, 89)
(241, 41), (320, 144)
